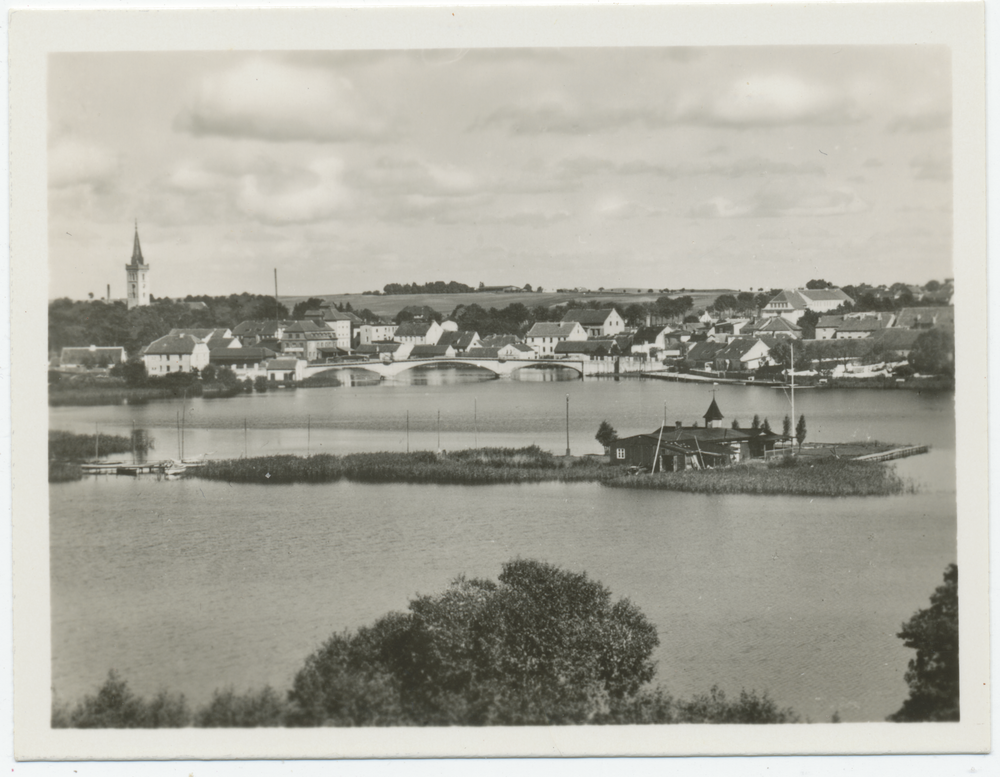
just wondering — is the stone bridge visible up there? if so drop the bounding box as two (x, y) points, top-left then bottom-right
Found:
(303, 357), (587, 380)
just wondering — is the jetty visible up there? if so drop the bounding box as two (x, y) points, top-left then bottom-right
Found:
(853, 445), (930, 463)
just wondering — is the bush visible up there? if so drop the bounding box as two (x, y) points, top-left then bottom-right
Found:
(675, 686), (799, 724)
(287, 559), (660, 726)
(195, 687), (287, 727)
(52, 671), (191, 728)
(254, 376), (269, 393)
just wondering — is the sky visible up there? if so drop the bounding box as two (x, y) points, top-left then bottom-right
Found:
(47, 47), (953, 300)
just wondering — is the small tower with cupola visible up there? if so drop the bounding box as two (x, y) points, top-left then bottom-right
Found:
(703, 397), (724, 429)
(125, 220), (150, 309)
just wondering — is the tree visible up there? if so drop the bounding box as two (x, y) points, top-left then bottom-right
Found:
(200, 364), (217, 383)
(751, 414), (761, 431)
(52, 671), (190, 728)
(595, 421), (618, 454)
(805, 279), (833, 289)
(795, 415), (807, 450)
(888, 564), (959, 722)
(291, 297), (326, 319)
(761, 418), (773, 435)
(731, 419), (740, 430)
(253, 376), (269, 393)
(287, 559), (660, 726)
(908, 329), (955, 376)
(675, 686), (799, 724)
(782, 415), (792, 438)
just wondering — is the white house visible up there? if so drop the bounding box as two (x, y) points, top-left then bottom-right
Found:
(142, 334), (211, 375)
(395, 321), (444, 345)
(358, 322), (399, 345)
(497, 342), (537, 360)
(266, 357), (307, 383)
(208, 346), (278, 380)
(60, 345), (127, 368)
(560, 308), (626, 337)
(762, 288), (853, 323)
(525, 321), (587, 356)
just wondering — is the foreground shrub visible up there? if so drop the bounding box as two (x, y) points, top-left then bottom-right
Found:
(888, 564), (959, 722)
(675, 686), (800, 724)
(195, 687), (288, 727)
(286, 559), (661, 726)
(52, 671), (190, 728)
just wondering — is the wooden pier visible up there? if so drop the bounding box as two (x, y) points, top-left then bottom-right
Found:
(853, 445), (930, 462)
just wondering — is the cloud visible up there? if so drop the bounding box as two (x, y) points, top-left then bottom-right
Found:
(236, 158), (352, 224)
(358, 156), (480, 198)
(594, 196), (662, 220)
(553, 155), (824, 182)
(177, 58), (388, 143)
(910, 152), (951, 181)
(887, 109), (950, 134)
(690, 183), (869, 219)
(49, 139), (119, 190)
(677, 73), (864, 128)
(862, 158), (883, 169)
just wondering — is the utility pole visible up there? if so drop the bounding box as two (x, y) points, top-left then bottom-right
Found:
(274, 268), (279, 328)
(474, 398), (478, 449)
(95, 423), (99, 459)
(565, 394), (570, 457)
(406, 410), (410, 453)
(244, 418), (248, 459)
(790, 340), (795, 449)
(307, 414), (311, 456)
(437, 409), (441, 452)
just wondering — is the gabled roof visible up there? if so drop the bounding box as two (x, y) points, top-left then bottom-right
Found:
(502, 342), (535, 354)
(480, 334), (519, 348)
(466, 347), (500, 359)
(561, 308), (618, 326)
(357, 342), (403, 354)
(816, 315), (845, 329)
(283, 320), (329, 334)
(396, 322), (435, 337)
(684, 341), (725, 362)
(755, 317), (801, 333)
(799, 288), (853, 303)
(144, 334), (205, 355)
(554, 340), (620, 355)
(526, 322), (583, 338)
(715, 337), (767, 362)
(765, 289), (809, 309)
(871, 328), (922, 350)
(168, 328), (217, 341)
(837, 317), (887, 332)
(438, 330), (478, 350)
(410, 344), (453, 357)
(631, 326), (669, 345)
(893, 306), (955, 329)
(650, 425), (752, 443)
(233, 320), (285, 337)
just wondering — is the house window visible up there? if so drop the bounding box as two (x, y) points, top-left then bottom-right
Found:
(616, 448), (625, 460)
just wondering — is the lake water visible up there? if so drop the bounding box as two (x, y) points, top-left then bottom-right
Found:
(49, 370), (957, 723)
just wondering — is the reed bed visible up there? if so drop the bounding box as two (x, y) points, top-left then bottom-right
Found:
(192, 448), (616, 486)
(49, 430), (151, 483)
(48, 386), (188, 406)
(604, 457), (908, 497)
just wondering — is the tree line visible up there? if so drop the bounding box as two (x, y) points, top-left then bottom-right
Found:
(52, 558), (957, 727)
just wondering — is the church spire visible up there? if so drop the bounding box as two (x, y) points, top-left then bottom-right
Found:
(131, 219), (145, 266)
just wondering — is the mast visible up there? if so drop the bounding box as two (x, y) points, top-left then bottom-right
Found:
(274, 268), (279, 329)
(565, 394), (570, 457)
(650, 401), (666, 474)
(790, 340), (795, 448)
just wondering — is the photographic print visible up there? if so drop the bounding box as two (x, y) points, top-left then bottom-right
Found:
(11, 4), (989, 760)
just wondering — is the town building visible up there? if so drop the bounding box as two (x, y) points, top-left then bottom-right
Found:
(893, 306), (955, 331)
(525, 321), (587, 356)
(142, 334), (210, 375)
(762, 288), (853, 323)
(560, 308), (626, 338)
(358, 322), (399, 345)
(232, 320), (289, 344)
(281, 321), (337, 361)
(266, 357), (307, 384)
(410, 343), (457, 359)
(59, 345), (127, 369)
(125, 221), (150, 310)
(712, 337), (773, 373)
(208, 346), (278, 380)
(437, 330), (481, 354)
(815, 312), (893, 340)
(305, 304), (362, 351)
(497, 342), (537, 360)
(554, 340), (621, 360)
(395, 321), (444, 346)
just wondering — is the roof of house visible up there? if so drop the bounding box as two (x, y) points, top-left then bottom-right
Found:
(410, 344), (453, 357)
(816, 315), (845, 329)
(684, 341), (725, 362)
(399, 305), (440, 319)
(480, 334), (519, 348)
(893, 306), (955, 329)
(800, 288), (853, 303)
(143, 334), (205, 355)
(837, 317), (888, 332)
(209, 347), (277, 363)
(466, 347), (500, 359)
(754, 317), (801, 333)
(554, 340), (620, 355)
(267, 358), (301, 370)
(631, 326), (669, 345)
(437, 330), (478, 350)
(561, 308), (618, 326)
(356, 342), (403, 354)
(715, 337), (767, 363)
(167, 328), (218, 341)
(650, 425), (753, 443)
(871, 328), (923, 350)
(396, 322), (435, 337)
(233, 320), (284, 337)
(502, 342), (535, 354)
(527, 322), (583, 338)
(283, 320), (329, 334)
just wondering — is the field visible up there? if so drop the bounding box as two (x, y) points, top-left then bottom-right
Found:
(280, 290), (731, 318)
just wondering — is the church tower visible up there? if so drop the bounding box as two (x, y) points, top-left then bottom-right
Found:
(125, 220), (150, 309)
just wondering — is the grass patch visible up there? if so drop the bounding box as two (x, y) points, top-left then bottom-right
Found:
(192, 447), (617, 486)
(49, 430), (153, 483)
(604, 456), (909, 497)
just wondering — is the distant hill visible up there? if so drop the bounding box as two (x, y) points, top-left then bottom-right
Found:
(280, 290), (730, 319)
